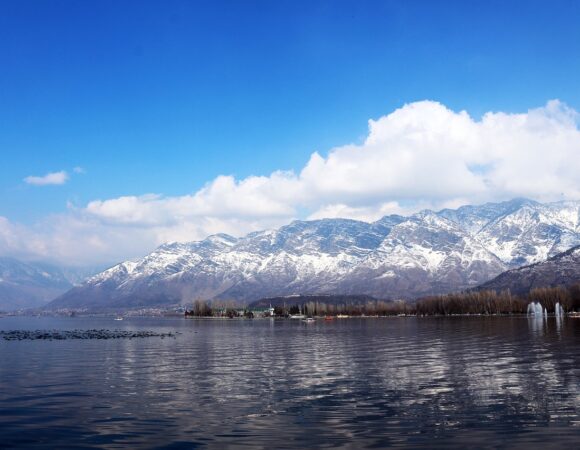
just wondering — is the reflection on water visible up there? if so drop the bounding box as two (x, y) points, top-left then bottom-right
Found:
(0, 316), (579, 449)
(528, 314), (546, 335)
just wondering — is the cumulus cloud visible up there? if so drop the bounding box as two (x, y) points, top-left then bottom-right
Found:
(84, 173), (300, 227)
(83, 99), (580, 224)
(4, 100), (580, 266)
(307, 202), (409, 222)
(300, 99), (580, 209)
(24, 171), (69, 186)
(0, 214), (154, 267)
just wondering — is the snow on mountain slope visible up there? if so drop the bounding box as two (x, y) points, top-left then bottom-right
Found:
(438, 198), (534, 235)
(477, 245), (580, 295)
(473, 201), (580, 266)
(0, 258), (74, 310)
(341, 211), (505, 298)
(48, 199), (580, 309)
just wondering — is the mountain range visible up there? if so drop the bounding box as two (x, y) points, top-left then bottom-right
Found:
(0, 258), (74, 311)
(0, 259), (102, 311)
(46, 198), (580, 310)
(477, 245), (580, 295)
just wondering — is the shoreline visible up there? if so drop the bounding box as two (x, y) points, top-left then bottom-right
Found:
(3, 313), (578, 320)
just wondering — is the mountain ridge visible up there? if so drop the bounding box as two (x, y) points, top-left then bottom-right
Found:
(47, 198), (580, 310)
(476, 245), (580, 295)
(0, 258), (73, 311)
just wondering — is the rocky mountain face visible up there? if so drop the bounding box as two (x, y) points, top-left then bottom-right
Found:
(48, 199), (580, 310)
(477, 245), (580, 295)
(439, 199), (580, 267)
(0, 258), (73, 311)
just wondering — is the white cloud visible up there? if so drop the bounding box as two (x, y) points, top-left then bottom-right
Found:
(24, 171), (69, 186)
(83, 99), (580, 224)
(84, 173), (300, 227)
(73, 166), (86, 174)
(4, 100), (580, 266)
(300, 100), (580, 208)
(0, 214), (152, 267)
(307, 202), (408, 222)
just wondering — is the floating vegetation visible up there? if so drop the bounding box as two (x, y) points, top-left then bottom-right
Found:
(0, 329), (178, 341)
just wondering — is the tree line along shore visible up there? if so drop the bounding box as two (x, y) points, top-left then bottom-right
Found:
(184, 284), (580, 318)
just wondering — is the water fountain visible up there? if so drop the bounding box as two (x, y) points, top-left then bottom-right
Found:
(527, 301), (544, 317)
(555, 302), (565, 317)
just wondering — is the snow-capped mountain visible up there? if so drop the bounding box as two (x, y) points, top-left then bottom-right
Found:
(439, 198), (580, 266)
(0, 258), (73, 311)
(48, 199), (580, 309)
(477, 245), (580, 295)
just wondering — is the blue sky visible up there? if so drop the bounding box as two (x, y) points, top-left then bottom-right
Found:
(1, 0), (580, 265)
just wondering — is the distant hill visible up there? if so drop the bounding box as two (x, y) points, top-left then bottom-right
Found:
(0, 258), (72, 311)
(249, 294), (384, 309)
(0, 258), (102, 311)
(477, 245), (580, 295)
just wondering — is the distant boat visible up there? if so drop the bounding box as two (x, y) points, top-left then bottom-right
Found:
(336, 314), (349, 319)
(114, 317), (124, 321)
(302, 317), (315, 323)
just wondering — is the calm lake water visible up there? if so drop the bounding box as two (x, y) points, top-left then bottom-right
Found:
(0, 316), (579, 449)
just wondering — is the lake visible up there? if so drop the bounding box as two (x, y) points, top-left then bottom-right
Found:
(0, 316), (579, 449)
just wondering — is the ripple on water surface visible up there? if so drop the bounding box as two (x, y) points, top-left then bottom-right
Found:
(0, 316), (579, 449)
